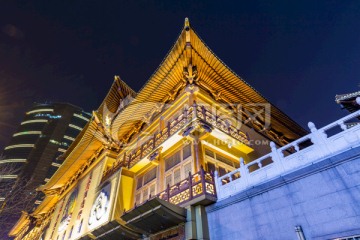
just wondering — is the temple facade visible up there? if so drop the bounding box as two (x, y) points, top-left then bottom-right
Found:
(9, 19), (308, 240)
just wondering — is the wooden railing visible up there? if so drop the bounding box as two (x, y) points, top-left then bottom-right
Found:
(131, 167), (216, 210)
(215, 110), (360, 200)
(126, 103), (249, 168)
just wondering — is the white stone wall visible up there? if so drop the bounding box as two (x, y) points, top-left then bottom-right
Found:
(207, 146), (360, 239)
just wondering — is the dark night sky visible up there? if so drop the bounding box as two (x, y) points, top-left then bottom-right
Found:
(0, 0), (359, 151)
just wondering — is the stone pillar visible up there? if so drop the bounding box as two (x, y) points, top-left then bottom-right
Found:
(185, 206), (197, 240)
(194, 205), (210, 240)
(185, 205), (210, 240)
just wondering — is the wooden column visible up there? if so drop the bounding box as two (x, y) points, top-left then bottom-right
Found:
(157, 152), (165, 192)
(191, 132), (205, 172)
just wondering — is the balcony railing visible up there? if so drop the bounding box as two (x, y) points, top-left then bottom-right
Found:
(132, 167), (217, 210)
(126, 103), (249, 168)
(215, 110), (360, 200)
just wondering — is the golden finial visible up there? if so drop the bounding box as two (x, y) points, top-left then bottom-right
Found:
(184, 17), (190, 29)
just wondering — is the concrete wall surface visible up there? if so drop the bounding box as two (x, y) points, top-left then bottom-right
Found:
(206, 146), (360, 240)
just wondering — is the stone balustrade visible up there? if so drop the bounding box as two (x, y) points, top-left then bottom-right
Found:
(215, 110), (360, 200)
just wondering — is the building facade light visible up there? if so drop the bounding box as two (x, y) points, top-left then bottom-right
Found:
(26, 108), (54, 115)
(69, 124), (83, 131)
(73, 113), (90, 121)
(0, 159), (27, 164)
(13, 131), (42, 136)
(21, 119), (48, 125)
(4, 144), (35, 150)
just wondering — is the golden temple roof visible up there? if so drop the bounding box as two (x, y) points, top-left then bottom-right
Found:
(109, 18), (307, 144)
(39, 17), (307, 199)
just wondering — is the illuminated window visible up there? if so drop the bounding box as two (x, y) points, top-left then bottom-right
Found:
(164, 145), (193, 188)
(73, 113), (89, 121)
(69, 124), (82, 131)
(34, 113), (61, 119)
(0, 175), (17, 179)
(135, 167), (157, 205)
(165, 174), (172, 188)
(143, 167), (157, 185)
(13, 131), (42, 136)
(136, 176), (143, 190)
(51, 162), (61, 167)
(173, 168), (181, 184)
(142, 188), (148, 202)
(50, 139), (69, 147)
(183, 144), (191, 159)
(64, 135), (75, 141)
(165, 150), (181, 171)
(204, 148), (238, 176)
(135, 193), (141, 206)
(50, 139), (60, 145)
(21, 119), (48, 125)
(183, 162), (192, 177)
(58, 148), (67, 153)
(4, 144), (34, 150)
(27, 108), (53, 115)
(0, 159), (27, 164)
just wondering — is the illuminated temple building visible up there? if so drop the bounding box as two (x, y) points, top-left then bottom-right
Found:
(10, 19), (360, 240)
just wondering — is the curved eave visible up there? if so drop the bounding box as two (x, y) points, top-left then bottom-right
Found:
(110, 27), (188, 142)
(98, 76), (137, 117)
(9, 211), (30, 237)
(39, 120), (103, 191)
(335, 91), (360, 102)
(32, 194), (59, 216)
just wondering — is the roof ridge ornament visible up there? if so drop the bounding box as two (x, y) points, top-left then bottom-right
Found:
(183, 64), (198, 85)
(184, 17), (191, 43)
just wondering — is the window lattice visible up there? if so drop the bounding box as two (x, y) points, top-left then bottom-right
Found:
(165, 151), (181, 171)
(143, 167), (157, 185)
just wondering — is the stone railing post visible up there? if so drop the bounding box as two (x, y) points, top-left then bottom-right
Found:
(308, 122), (331, 157)
(239, 157), (249, 188)
(213, 170), (221, 198)
(270, 142), (285, 173)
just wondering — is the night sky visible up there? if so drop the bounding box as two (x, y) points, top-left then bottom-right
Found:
(0, 1), (359, 151)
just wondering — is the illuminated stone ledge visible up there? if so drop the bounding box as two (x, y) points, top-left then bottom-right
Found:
(215, 110), (360, 200)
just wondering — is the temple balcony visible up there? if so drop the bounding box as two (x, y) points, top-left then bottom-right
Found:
(120, 167), (216, 235)
(215, 110), (360, 200)
(154, 167), (216, 207)
(122, 102), (250, 170)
